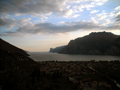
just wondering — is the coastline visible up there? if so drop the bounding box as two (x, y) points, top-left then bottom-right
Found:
(29, 52), (120, 61)
(1, 50), (120, 90)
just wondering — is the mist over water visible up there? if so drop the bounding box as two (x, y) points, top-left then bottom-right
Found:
(29, 52), (120, 61)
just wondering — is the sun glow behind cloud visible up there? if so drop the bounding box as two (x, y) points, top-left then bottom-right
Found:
(0, 0), (120, 52)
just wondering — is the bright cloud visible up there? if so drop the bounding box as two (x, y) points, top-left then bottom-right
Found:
(115, 6), (120, 10)
(90, 10), (99, 14)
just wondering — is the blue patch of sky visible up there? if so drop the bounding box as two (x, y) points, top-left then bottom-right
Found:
(78, 9), (92, 21)
(48, 17), (70, 24)
(97, 0), (120, 13)
(0, 27), (6, 33)
(30, 17), (41, 23)
(45, 14), (69, 24)
(0, 14), (8, 18)
(47, 10), (91, 24)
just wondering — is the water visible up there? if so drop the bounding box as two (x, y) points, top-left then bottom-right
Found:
(28, 52), (120, 61)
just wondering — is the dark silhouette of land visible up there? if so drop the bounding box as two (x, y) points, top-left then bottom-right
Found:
(59, 32), (120, 55)
(0, 33), (120, 90)
(0, 38), (29, 56)
(49, 45), (66, 53)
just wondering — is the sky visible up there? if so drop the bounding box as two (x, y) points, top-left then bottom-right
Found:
(0, 0), (120, 52)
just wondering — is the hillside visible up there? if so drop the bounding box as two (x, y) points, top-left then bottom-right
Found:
(0, 38), (81, 90)
(59, 32), (120, 55)
(49, 45), (66, 53)
(0, 38), (29, 56)
(0, 38), (41, 90)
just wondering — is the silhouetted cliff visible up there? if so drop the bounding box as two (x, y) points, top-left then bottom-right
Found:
(59, 32), (120, 55)
(0, 38), (29, 56)
(49, 45), (66, 53)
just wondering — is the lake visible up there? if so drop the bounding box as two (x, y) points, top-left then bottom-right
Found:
(28, 52), (120, 61)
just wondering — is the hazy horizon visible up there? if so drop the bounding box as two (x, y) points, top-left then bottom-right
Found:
(0, 0), (120, 52)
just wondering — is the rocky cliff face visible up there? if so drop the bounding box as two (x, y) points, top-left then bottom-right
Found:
(0, 38), (29, 56)
(59, 32), (120, 55)
(49, 45), (66, 53)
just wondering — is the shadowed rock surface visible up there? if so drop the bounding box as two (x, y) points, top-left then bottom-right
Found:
(59, 32), (120, 55)
(0, 38), (29, 56)
(49, 45), (66, 53)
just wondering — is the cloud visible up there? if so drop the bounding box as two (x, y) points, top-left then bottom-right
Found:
(90, 10), (99, 14)
(72, 14), (80, 18)
(1, 18), (120, 36)
(1, 21), (98, 36)
(115, 6), (120, 11)
(0, 0), (67, 17)
(95, 12), (108, 20)
(1, 0), (119, 37)
(17, 18), (32, 26)
(62, 9), (74, 18)
(0, 17), (8, 26)
(0, 17), (16, 29)
(91, 17), (98, 24)
(59, 21), (66, 24)
(89, 5), (120, 26)
(71, 0), (107, 12)
(0, 0), (81, 18)
(115, 15), (120, 21)
(0, 0), (108, 18)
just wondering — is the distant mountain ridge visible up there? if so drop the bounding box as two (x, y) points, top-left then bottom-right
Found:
(49, 45), (66, 53)
(59, 32), (120, 55)
(0, 38), (29, 56)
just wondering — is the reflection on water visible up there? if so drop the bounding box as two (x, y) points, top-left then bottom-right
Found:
(29, 52), (120, 61)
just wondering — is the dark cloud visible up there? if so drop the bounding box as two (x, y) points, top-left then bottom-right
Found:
(9, 21), (101, 35)
(115, 15), (120, 21)
(0, 18), (9, 26)
(0, 18), (16, 29)
(0, 0), (68, 16)
(1, 19), (120, 36)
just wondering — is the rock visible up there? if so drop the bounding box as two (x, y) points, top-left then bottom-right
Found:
(49, 45), (66, 53)
(59, 32), (120, 55)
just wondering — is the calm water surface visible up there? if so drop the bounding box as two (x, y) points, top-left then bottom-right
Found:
(29, 52), (120, 61)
